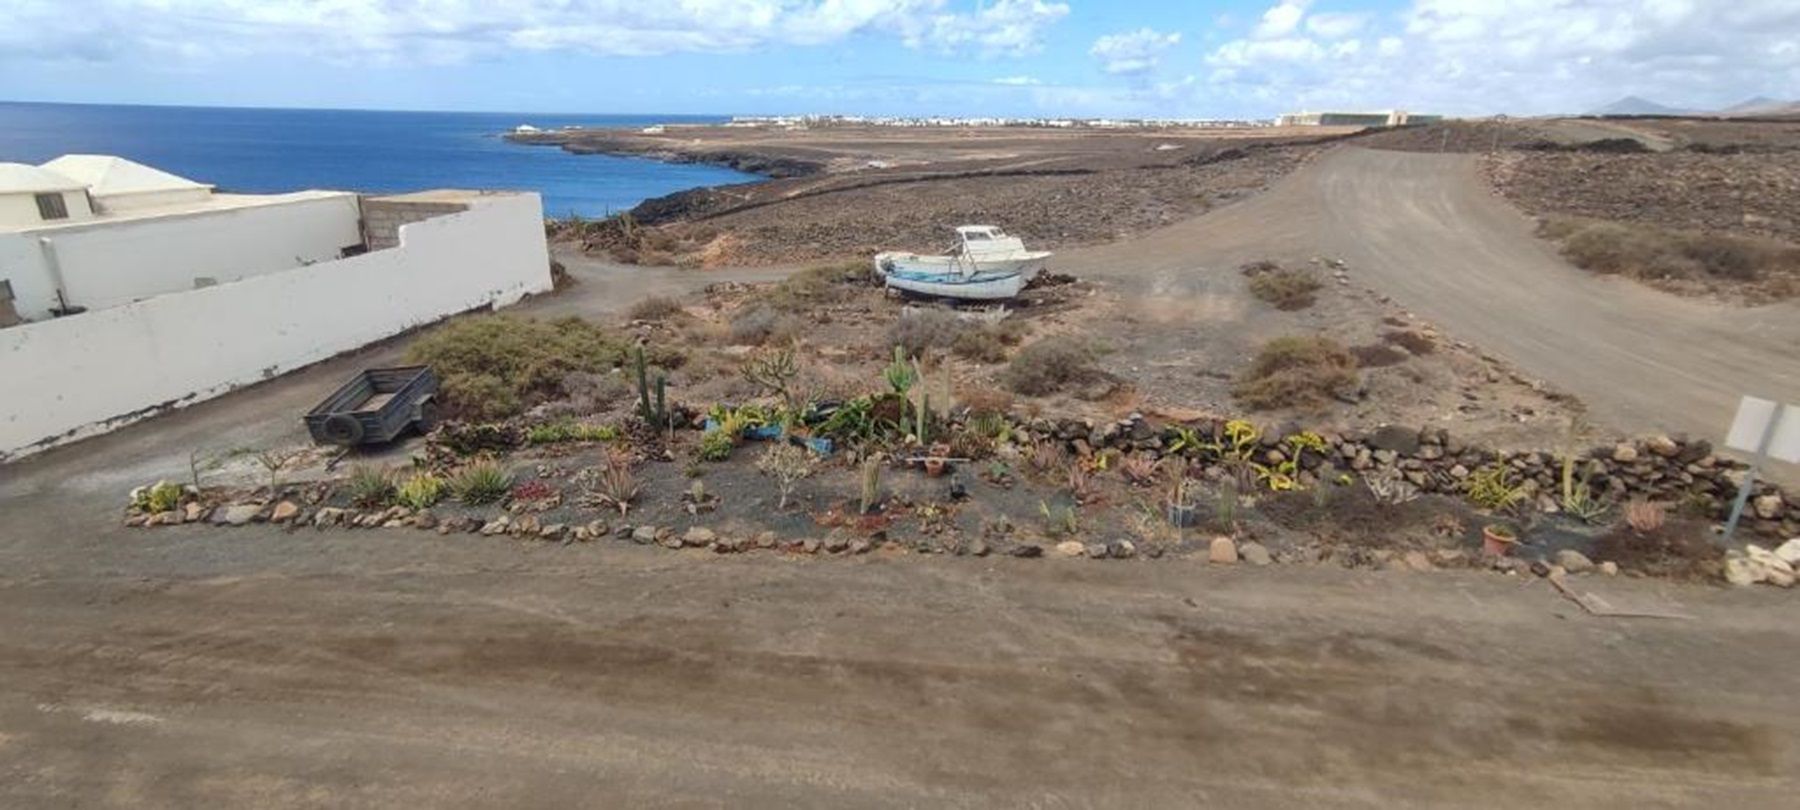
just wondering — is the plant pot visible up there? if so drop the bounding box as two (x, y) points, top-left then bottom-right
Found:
(923, 442), (952, 477)
(745, 424), (785, 441)
(1166, 503), (1201, 528)
(1482, 525), (1519, 557)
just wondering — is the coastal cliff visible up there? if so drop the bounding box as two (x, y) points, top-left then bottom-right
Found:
(506, 130), (824, 179)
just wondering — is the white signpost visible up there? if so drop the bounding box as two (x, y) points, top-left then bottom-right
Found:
(1721, 396), (1800, 542)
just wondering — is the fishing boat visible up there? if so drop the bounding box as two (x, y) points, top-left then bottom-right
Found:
(872, 225), (1051, 300)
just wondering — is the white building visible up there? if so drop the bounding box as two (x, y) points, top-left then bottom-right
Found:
(1, 155), (364, 323)
(0, 155), (553, 459)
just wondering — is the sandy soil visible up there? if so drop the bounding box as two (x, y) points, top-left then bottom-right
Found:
(530, 124), (1361, 266)
(1054, 147), (1800, 479)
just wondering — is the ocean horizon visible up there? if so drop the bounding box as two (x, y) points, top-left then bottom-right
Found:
(0, 100), (760, 217)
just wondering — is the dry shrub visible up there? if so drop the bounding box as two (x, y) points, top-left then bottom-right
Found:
(751, 262), (869, 314)
(1381, 329), (1437, 355)
(1349, 343), (1409, 368)
(1243, 263), (1323, 310)
(538, 371), (632, 418)
(960, 385), (1014, 416)
(1001, 337), (1104, 396)
(1546, 217), (1798, 284)
(1623, 499), (1667, 534)
(729, 305), (802, 346)
(950, 317), (1029, 363)
(1232, 335), (1358, 410)
(407, 315), (673, 421)
(888, 308), (962, 357)
(627, 295), (685, 322)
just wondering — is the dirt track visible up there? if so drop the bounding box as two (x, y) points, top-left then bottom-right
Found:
(1062, 147), (1800, 462)
(3, 507), (1797, 807)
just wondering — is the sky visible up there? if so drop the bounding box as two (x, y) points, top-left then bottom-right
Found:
(2, 1), (1796, 118)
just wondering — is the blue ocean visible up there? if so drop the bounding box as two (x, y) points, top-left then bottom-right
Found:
(0, 102), (758, 217)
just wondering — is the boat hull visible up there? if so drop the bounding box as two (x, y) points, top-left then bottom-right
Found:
(874, 251), (1051, 277)
(879, 268), (1026, 300)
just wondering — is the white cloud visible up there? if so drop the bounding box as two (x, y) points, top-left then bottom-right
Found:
(1304, 12), (1367, 40)
(1252, 1), (1312, 39)
(0, 0), (1068, 65)
(914, 0), (1072, 58)
(992, 75), (1043, 85)
(1089, 28), (1183, 75)
(1198, 0), (1800, 116)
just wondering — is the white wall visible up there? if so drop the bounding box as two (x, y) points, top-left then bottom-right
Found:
(92, 187), (213, 214)
(0, 235), (60, 320)
(0, 189), (93, 229)
(0, 192), (552, 460)
(1, 192), (362, 319)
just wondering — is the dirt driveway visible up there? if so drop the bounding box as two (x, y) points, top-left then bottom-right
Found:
(1061, 147), (1800, 476)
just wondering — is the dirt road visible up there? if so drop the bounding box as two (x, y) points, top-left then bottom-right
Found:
(1062, 147), (1800, 455)
(2, 500), (1796, 807)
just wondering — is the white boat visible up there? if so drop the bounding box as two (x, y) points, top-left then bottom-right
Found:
(872, 225), (1050, 300)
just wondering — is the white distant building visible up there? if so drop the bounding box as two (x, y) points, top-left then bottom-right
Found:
(1276, 110), (1443, 127)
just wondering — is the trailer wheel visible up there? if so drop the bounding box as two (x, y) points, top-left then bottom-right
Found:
(321, 414), (365, 445)
(414, 400), (440, 435)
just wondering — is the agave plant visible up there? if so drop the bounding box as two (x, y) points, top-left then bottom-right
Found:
(1118, 453), (1162, 486)
(584, 450), (640, 516)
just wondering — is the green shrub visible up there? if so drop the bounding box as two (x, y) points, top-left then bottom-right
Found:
(131, 480), (185, 513)
(1464, 463), (1527, 511)
(394, 472), (446, 510)
(1001, 336), (1101, 396)
(406, 315), (672, 421)
(526, 420), (618, 445)
(451, 461), (514, 505)
(1232, 336), (1358, 410)
(1244, 264), (1323, 310)
(696, 428), (736, 462)
(346, 465), (395, 508)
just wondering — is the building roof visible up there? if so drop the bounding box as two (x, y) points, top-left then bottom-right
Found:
(0, 163), (85, 194)
(39, 154), (212, 197)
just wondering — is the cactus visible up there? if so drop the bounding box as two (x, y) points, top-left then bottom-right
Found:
(918, 391), (931, 446)
(859, 454), (883, 515)
(634, 345), (668, 428)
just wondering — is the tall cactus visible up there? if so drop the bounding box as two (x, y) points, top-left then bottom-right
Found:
(635, 345), (668, 428)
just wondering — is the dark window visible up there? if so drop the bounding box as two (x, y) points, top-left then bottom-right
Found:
(35, 193), (68, 221)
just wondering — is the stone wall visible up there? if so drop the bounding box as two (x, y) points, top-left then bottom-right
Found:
(1009, 414), (1798, 539)
(361, 196), (471, 252)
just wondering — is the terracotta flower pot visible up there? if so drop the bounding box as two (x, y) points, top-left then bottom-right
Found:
(923, 443), (952, 477)
(1482, 524), (1519, 557)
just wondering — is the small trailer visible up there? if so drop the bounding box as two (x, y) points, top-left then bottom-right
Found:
(304, 365), (440, 446)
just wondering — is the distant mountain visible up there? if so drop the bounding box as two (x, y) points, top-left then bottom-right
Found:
(1589, 96), (1693, 116)
(1716, 97), (1800, 117)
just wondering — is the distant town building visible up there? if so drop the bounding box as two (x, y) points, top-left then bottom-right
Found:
(723, 115), (1268, 129)
(1276, 110), (1443, 128)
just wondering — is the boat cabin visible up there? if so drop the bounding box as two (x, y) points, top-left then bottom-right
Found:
(953, 225), (1029, 256)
